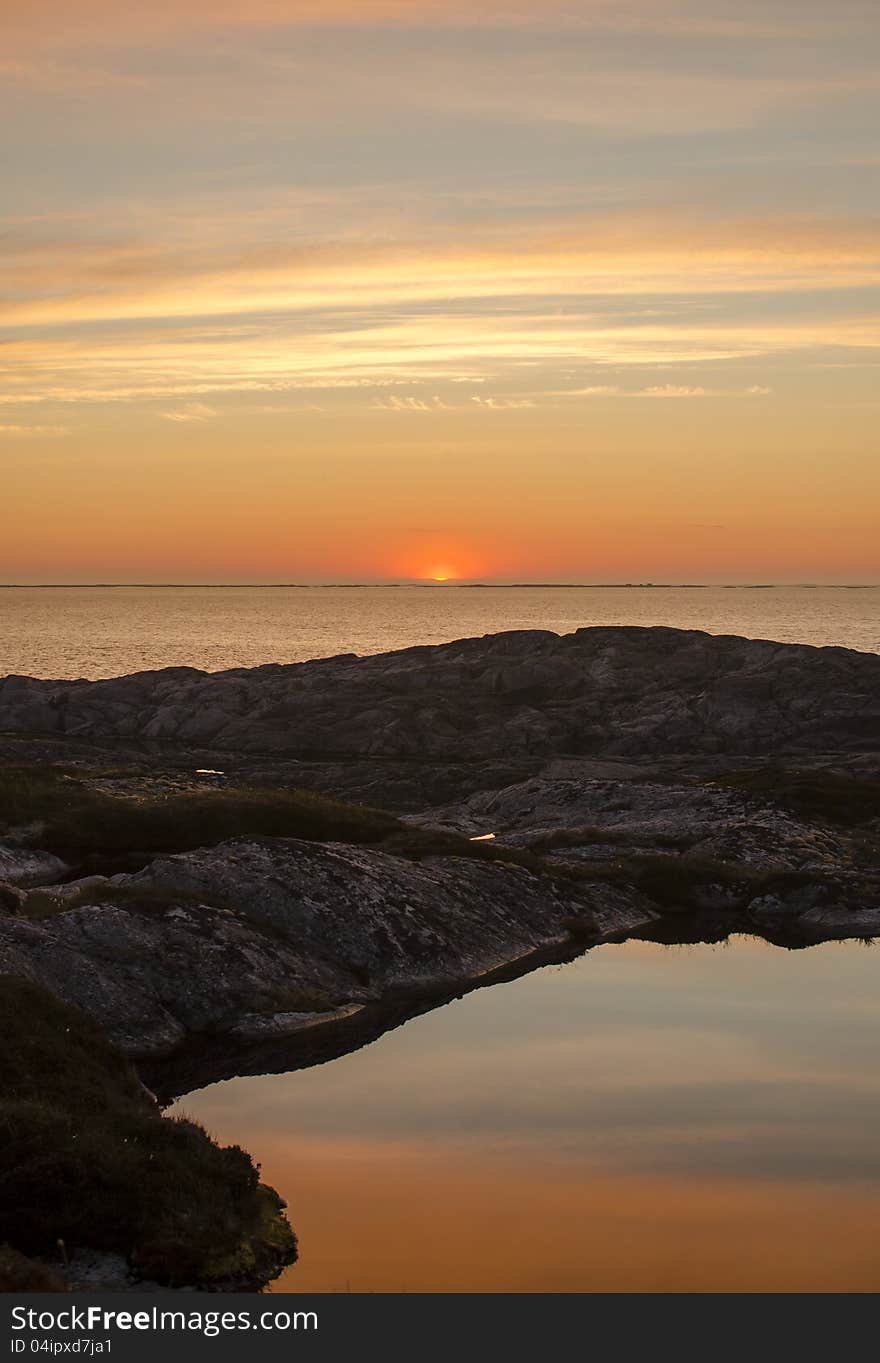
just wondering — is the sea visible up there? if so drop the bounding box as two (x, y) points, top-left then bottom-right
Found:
(4, 584), (880, 1292)
(1, 583), (878, 679)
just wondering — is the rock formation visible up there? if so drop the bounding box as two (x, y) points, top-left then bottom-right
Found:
(1, 626), (877, 759)
(0, 627), (877, 1094)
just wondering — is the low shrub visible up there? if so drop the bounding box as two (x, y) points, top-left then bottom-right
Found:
(0, 977), (296, 1287)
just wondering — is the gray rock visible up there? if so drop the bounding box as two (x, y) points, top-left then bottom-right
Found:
(689, 819), (846, 872)
(0, 842), (68, 887)
(2, 627), (877, 761)
(0, 837), (656, 1060)
(409, 775), (853, 876)
(410, 776), (742, 843)
(797, 904), (880, 937)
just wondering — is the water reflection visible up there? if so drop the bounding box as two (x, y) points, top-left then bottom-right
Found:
(171, 937), (880, 1292)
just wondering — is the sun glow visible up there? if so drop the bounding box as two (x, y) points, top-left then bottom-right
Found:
(394, 542), (489, 584)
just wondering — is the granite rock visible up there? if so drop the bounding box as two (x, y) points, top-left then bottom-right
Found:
(2, 627), (877, 760)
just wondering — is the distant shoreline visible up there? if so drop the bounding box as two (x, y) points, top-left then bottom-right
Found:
(1, 583), (878, 591)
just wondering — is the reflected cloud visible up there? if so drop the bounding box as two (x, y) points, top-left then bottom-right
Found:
(173, 939), (880, 1290)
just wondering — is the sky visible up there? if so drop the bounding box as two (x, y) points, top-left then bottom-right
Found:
(2, 0), (879, 583)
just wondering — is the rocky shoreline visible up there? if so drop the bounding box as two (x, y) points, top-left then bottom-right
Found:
(1, 626), (878, 1287)
(3, 625), (877, 760)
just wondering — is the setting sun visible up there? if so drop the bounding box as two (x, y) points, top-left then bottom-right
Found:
(393, 540), (489, 584)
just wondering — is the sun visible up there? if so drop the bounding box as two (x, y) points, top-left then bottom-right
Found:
(391, 543), (485, 583)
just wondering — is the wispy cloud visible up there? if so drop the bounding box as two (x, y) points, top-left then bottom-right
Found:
(0, 280), (859, 411)
(636, 384), (775, 398)
(5, 216), (879, 336)
(551, 383), (774, 399)
(371, 395), (450, 412)
(640, 384), (707, 398)
(0, 424), (69, 437)
(471, 395), (536, 410)
(243, 402), (326, 414)
(563, 385), (622, 396)
(160, 402), (217, 423)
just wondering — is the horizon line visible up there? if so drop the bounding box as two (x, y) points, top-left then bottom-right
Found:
(1, 581), (879, 591)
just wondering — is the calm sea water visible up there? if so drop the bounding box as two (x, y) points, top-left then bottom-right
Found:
(7, 586), (880, 1291)
(1, 584), (878, 679)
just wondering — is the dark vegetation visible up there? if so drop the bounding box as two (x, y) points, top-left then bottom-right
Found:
(0, 1245), (66, 1291)
(0, 977), (296, 1290)
(0, 764), (397, 862)
(712, 765), (880, 827)
(0, 763), (548, 876)
(606, 853), (816, 911)
(546, 850), (821, 920)
(0, 762), (853, 923)
(2, 762), (747, 912)
(527, 825), (689, 853)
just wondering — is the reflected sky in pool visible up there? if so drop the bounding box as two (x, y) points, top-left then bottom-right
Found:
(171, 936), (880, 1292)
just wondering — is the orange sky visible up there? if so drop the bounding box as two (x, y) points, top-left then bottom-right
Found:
(3, 0), (879, 581)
